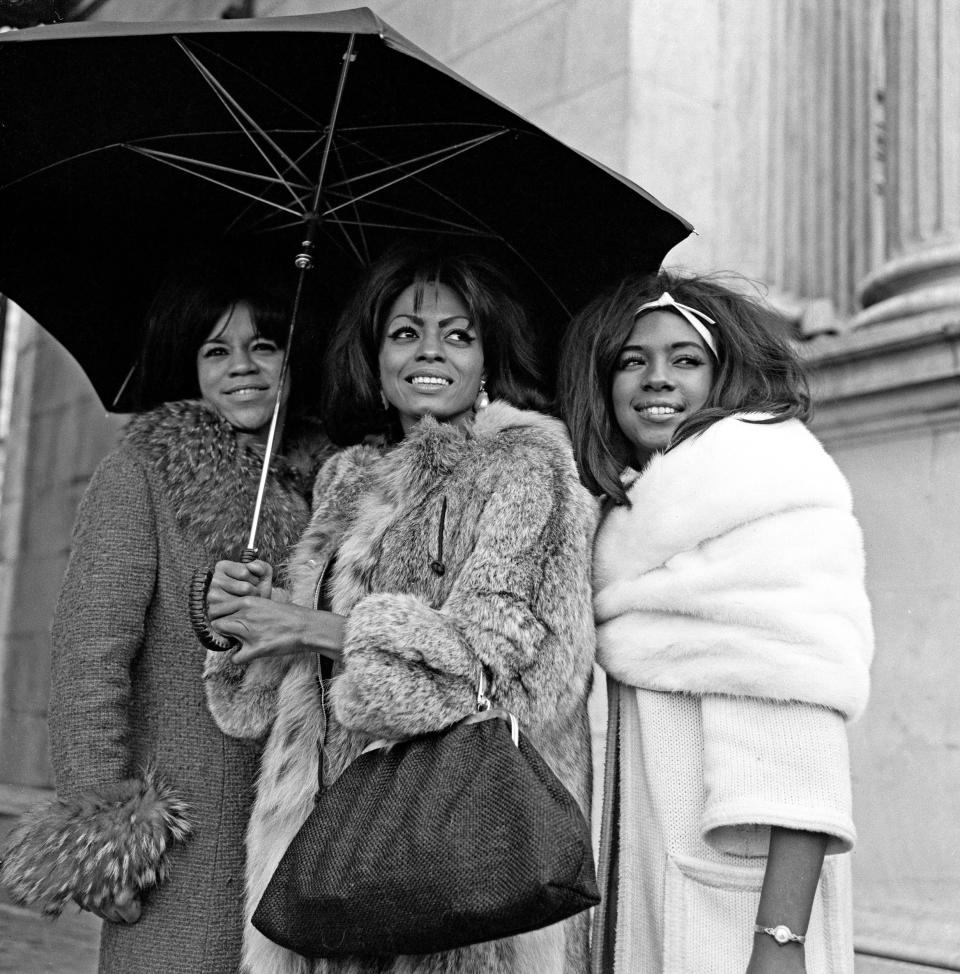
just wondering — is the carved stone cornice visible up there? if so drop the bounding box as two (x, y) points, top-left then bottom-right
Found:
(802, 308), (960, 445)
(855, 242), (960, 328)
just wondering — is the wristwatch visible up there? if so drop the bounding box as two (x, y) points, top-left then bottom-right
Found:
(754, 923), (806, 945)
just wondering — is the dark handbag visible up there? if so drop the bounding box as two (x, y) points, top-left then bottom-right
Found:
(251, 673), (599, 958)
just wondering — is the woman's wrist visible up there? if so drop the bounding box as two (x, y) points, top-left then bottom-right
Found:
(293, 603), (345, 655)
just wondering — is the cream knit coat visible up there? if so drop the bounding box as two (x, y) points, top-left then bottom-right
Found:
(591, 415), (873, 974)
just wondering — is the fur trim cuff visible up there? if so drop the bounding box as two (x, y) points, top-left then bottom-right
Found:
(0, 767), (191, 916)
(203, 648), (287, 739)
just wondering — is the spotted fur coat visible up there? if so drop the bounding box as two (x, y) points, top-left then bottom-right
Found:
(204, 401), (599, 974)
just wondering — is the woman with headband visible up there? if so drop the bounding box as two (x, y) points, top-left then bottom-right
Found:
(558, 271), (873, 974)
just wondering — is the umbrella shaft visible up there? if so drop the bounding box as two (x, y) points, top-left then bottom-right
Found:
(248, 34), (358, 552)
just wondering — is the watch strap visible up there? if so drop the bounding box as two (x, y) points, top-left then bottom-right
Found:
(754, 923), (806, 945)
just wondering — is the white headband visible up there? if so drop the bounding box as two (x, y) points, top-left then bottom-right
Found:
(634, 292), (718, 359)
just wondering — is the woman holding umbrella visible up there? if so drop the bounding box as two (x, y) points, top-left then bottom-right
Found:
(203, 247), (598, 974)
(0, 251), (329, 974)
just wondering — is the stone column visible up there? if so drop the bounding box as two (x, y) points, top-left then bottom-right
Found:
(802, 5), (960, 971)
(854, 0), (960, 327)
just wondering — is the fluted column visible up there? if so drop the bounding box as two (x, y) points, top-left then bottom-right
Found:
(854, 0), (960, 326)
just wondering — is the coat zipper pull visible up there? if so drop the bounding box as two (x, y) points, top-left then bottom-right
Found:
(430, 495), (447, 576)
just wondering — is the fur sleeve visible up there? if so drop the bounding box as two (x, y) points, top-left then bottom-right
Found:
(202, 649), (289, 739)
(0, 766), (191, 915)
(331, 443), (597, 741)
(201, 446), (370, 739)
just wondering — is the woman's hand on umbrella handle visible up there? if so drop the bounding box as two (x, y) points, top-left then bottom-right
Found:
(216, 600), (344, 665)
(208, 559), (273, 619)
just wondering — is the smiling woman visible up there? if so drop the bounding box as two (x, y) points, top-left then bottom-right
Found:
(0, 250), (329, 974)
(196, 303), (289, 445)
(378, 280), (485, 434)
(610, 308), (716, 464)
(558, 269), (872, 974)
(319, 247), (547, 446)
(201, 247), (599, 974)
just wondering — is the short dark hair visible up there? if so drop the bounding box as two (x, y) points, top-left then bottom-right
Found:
(322, 247), (548, 444)
(129, 249), (324, 419)
(557, 269), (811, 505)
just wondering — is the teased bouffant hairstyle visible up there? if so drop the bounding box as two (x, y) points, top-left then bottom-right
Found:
(557, 269), (811, 505)
(321, 246), (548, 444)
(129, 248), (322, 420)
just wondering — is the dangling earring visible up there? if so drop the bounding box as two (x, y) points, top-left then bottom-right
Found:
(379, 388), (389, 411)
(474, 378), (489, 412)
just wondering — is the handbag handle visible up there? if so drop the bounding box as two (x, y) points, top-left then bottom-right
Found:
(361, 665), (519, 757)
(361, 708), (519, 757)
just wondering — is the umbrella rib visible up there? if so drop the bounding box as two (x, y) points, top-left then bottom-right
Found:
(322, 190), (491, 235)
(125, 145), (306, 218)
(330, 127), (573, 314)
(325, 143), (369, 265)
(181, 38), (326, 128)
(131, 146), (314, 192)
(222, 130), (330, 235)
(362, 152), (574, 317)
(336, 121), (514, 136)
(322, 126), (512, 240)
(322, 130), (507, 218)
(323, 218), (500, 237)
(323, 211), (367, 266)
(337, 141), (371, 263)
(324, 132), (506, 193)
(174, 36), (310, 210)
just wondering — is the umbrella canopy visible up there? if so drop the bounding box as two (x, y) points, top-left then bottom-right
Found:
(0, 8), (691, 410)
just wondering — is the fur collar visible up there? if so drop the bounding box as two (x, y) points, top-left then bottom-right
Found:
(382, 399), (572, 493)
(286, 400), (574, 607)
(594, 416), (873, 719)
(124, 400), (328, 565)
(595, 415), (853, 589)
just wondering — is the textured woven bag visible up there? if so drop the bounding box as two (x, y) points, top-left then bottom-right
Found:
(251, 689), (599, 958)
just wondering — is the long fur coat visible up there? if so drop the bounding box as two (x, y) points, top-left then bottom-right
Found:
(593, 414), (873, 719)
(0, 400), (325, 974)
(204, 401), (599, 974)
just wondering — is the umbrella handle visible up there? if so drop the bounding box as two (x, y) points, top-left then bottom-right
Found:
(188, 548), (258, 653)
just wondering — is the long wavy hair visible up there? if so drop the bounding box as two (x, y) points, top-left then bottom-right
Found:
(322, 246), (548, 444)
(557, 269), (811, 505)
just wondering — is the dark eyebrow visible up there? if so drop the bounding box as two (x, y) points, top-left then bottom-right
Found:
(619, 341), (705, 353)
(389, 313), (473, 328)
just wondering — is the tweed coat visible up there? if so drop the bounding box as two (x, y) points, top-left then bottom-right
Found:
(204, 401), (599, 974)
(0, 400), (324, 974)
(590, 415), (873, 974)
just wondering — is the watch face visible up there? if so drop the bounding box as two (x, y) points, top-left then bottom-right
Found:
(773, 925), (792, 944)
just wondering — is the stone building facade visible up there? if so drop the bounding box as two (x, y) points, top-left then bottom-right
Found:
(1, 2), (957, 971)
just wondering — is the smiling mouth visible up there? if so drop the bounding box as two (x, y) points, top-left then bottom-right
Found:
(225, 386), (270, 398)
(636, 404), (682, 418)
(408, 375), (453, 388)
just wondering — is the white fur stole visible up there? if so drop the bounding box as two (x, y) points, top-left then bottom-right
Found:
(593, 416), (873, 720)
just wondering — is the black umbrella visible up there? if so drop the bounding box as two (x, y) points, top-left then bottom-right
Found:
(0, 9), (691, 647)
(0, 8), (691, 412)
